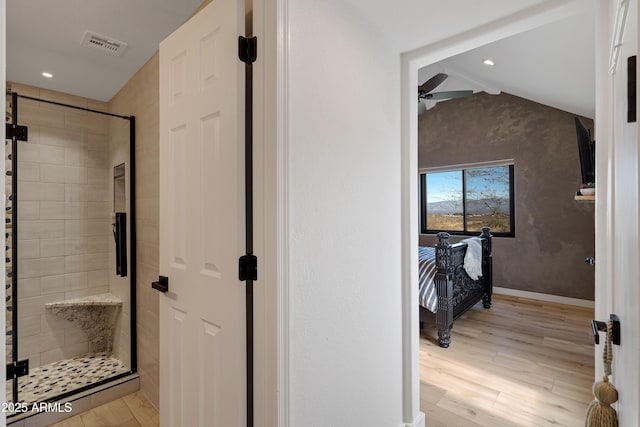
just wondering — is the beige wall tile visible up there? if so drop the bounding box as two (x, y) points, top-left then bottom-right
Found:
(40, 238), (66, 257)
(40, 164), (67, 183)
(87, 167), (109, 185)
(66, 111), (108, 134)
(65, 202), (88, 220)
(18, 104), (65, 127)
(19, 182), (65, 201)
(19, 220), (65, 239)
(65, 166), (88, 184)
(64, 272), (88, 290)
(18, 315), (42, 338)
(39, 126), (84, 149)
(64, 286), (108, 300)
(65, 219), (110, 237)
(87, 202), (110, 219)
(86, 150), (108, 168)
(17, 162), (41, 182)
(19, 143), (66, 165)
(19, 292), (65, 318)
(88, 270), (109, 287)
(40, 274), (65, 295)
(18, 239), (40, 259)
(40, 165), (89, 185)
(65, 236), (109, 256)
(65, 184), (109, 202)
(41, 274), (66, 295)
(18, 256), (65, 279)
(18, 201), (40, 220)
(88, 133), (108, 152)
(40, 342), (89, 365)
(19, 277), (42, 298)
(40, 201), (66, 219)
(65, 253), (109, 273)
(65, 148), (85, 166)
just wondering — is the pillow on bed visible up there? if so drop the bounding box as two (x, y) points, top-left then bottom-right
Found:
(461, 237), (483, 280)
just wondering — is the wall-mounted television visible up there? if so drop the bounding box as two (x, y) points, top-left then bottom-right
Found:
(575, 117), (595, 184)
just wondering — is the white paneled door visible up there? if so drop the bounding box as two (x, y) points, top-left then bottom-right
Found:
(159, 0), (245, 425)
(596, 0), (640, 424)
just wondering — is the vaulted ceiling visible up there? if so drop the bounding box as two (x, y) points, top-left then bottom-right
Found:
(6, 0), (594, 118)
(418, 5), (595, 118)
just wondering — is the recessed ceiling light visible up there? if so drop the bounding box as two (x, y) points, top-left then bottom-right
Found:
(41, 72), (53, 78)
(483, 59), (495, 66)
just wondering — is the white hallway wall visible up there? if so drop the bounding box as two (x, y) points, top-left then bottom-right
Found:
(286, 0), (404, 425)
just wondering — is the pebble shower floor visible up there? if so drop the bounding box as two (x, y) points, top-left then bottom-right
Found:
(5, 353), (128, 413)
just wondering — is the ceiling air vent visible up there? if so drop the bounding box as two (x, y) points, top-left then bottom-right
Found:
(81, 31), (128, 56)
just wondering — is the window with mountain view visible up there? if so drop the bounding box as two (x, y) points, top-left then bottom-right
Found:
(420, 164), (515, 237)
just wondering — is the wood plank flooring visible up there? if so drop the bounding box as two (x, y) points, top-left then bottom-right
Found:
(420, 294), (595, 427)
(50, 294), (593, 426)
(50, 392), (159, 427)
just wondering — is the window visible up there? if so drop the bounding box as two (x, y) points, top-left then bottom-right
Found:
(420, 163), (515, 237)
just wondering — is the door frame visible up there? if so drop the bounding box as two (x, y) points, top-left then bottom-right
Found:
(398, 0), (588, 424)
(264, 0), (595, 425)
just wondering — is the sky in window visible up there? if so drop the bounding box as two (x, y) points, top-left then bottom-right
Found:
(426, 171), (461, 204)
(426, 166), (509, 203)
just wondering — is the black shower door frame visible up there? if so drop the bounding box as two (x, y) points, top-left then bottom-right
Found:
(5, 92), (137, 408)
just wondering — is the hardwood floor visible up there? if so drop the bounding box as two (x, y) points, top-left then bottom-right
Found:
(420, 294), (595, 427)
(50, 294), (592, 426)
(50, 392), (159, 427)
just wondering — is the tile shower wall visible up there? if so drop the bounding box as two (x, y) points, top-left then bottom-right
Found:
(109, 53), (160, 408)
(108, 116), (131, 369)
(8, 83), (112, 369)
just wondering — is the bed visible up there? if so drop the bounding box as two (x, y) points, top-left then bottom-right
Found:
(419, 227), (493, 348)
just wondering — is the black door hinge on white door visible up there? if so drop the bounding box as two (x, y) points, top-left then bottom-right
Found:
(239, 254), (257, 281)
(238, 36), (257, 64)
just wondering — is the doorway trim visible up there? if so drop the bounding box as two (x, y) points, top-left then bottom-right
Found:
(399, 0), (586, 424)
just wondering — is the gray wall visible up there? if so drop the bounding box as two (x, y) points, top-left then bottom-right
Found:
(418, 92), (595, 300)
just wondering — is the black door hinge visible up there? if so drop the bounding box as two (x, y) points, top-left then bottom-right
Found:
(238, 36), (257, 64)
(6, 359), (29, 379)
(239, 254), (258, 281)
(6, 123), (28, 141)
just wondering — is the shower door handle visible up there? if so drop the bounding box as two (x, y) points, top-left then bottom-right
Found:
(152, 276), (169, 293)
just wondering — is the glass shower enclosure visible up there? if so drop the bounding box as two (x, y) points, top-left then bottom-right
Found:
(4, 90), (136, 416)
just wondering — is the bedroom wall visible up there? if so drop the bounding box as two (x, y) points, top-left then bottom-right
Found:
(418, 92), (595, 300)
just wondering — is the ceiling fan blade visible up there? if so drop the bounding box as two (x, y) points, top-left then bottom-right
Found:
(422, 90), (473, 100)
(418, 73), (448, 94)
(418, 101), (427, 115)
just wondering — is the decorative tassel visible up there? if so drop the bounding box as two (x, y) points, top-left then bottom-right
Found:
(586, 321), (619, 427)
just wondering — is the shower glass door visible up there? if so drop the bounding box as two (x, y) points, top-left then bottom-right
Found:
(5, 92), (18, 406)
(5, 89), (135, 416)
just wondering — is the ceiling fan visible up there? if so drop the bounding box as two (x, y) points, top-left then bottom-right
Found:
(418, 73), (473, 114)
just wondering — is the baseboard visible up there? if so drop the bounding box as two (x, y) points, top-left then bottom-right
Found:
(493, 287), (594, 308)
(402, 412), (425, 427)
